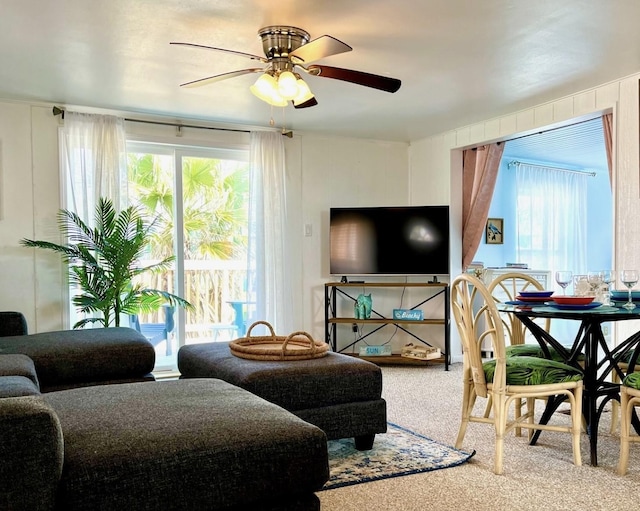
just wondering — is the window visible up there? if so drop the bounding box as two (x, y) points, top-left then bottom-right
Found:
(515, 164), (588, 275)
(127, 141), (250, 371)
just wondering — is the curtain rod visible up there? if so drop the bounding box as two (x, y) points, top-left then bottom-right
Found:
(52, 106), (294, 137)
(507, 160), (596, 177)
(505, 116), (601, 144)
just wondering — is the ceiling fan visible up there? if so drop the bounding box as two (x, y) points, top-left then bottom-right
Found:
(170, 25), (401, 109)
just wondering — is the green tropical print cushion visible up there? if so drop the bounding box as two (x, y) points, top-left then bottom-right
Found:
(620, 349), (640, 364)
(483, 356), (583, 385)
(506, 343), (585, 362)
(623, 371), (640, 390)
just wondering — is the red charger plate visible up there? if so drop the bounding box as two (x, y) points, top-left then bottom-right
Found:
(551, 295), (594, 305)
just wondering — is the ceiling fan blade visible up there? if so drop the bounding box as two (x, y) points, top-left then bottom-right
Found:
(290, 35), (352, 63)
(170, 42), (266, 62)
(293, 97), (319, 109)
(180, 68), (263, 88)
(307, 65), (401, 93)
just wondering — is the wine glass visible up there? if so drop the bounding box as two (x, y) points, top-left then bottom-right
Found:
(555, 271), (573, 295)
(600, 270), (614, 306)
(587, 271), (603, 298)
(620, 270), (639, 310)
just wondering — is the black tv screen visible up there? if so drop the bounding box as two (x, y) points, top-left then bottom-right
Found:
(329, 206), (450, 276)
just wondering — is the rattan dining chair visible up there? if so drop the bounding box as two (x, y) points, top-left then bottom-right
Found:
(617, 371), (640, 474)
(487, 272), (588, 435)
(610, 356), (640, 433)
(486, 272), (552, 355)
(451, 273), (584, 475)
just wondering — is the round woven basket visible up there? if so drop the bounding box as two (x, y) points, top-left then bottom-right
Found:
(229, 320), (329, 361)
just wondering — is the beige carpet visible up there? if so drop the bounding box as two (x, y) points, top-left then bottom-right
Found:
(318, 363), (640, 511)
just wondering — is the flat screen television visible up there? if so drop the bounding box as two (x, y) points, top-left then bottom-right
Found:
(329, 205), (450, 276)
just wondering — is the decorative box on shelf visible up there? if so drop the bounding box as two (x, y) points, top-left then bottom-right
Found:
(401, 343), (441, 361)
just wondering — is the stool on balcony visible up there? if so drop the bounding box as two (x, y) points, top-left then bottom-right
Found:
(227, 300), (256, 337)
(210, 323), (239, 341)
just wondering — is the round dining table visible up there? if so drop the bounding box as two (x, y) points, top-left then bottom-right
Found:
(498, 302), (640, 466)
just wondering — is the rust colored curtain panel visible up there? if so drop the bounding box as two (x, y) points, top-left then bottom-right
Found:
(462, 143), (504, 270)
(602, 113), (613, 186)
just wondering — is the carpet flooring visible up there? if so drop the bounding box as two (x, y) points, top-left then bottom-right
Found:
(318, 363), (640, 511)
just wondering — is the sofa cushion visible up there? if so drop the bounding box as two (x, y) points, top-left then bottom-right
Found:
(0, 328), (155, 391)
(0, 354), (39, 387)
(0, 376), (40, 398)
(43, 379), (329, 511)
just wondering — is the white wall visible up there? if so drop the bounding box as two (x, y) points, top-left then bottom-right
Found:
(0, 104), (63, 332)
(294, 134), (409, 342)
(409, 73), (640, 358)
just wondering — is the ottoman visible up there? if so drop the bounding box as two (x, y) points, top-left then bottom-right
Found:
(178, 342), (387, 450)
(40, 379), (329, 511)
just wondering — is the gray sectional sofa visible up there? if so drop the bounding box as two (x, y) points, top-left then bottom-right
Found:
(0, 311), (157, 392)
(0, 313), (330, 510)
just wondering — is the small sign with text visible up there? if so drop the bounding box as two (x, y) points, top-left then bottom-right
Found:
(392, 309), (424, 321)
(359, 345), (393, 357)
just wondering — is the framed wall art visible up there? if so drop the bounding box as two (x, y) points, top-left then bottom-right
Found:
(486, 218), (503, 244)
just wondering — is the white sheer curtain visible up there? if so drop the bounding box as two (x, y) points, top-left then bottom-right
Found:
(59, 111), (128, 327)
(515, 163), (588, 277)
(247, 131), (293, 333)
(60, 111), (128, 223)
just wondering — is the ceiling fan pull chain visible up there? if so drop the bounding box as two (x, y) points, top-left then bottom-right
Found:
(281, 104), (287, 131)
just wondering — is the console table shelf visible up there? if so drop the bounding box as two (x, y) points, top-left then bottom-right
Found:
(345, 353), (446, 366)
(324, 282), (450, 370)
(329, 318), (446, 325)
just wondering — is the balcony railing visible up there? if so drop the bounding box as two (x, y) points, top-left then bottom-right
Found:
(135, 259), (249, 340)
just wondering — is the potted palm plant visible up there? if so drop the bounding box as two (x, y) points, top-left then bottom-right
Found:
(21, 197), (192, 328)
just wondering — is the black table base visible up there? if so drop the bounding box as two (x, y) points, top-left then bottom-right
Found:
(512, 308), (640, 466)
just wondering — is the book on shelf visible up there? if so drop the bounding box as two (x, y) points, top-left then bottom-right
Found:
(505, 262), (529, 269)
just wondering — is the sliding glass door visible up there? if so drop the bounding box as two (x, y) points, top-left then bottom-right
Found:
(127, 142), (249, 371)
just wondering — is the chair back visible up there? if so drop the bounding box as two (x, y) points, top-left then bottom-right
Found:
(163, 305), (175, 333)
(451, 273), (508, 398)
(486, 272), (550, 345)
(129, 314), (141, 332)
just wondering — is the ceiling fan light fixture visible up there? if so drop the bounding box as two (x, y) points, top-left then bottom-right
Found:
(250, 73), (287, 107)
(174, 24), (401, 111)
(292, 78), (314, 106)
(277, 71), (299, 100)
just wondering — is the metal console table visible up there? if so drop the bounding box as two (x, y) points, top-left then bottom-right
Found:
(324, 282), (450, 370)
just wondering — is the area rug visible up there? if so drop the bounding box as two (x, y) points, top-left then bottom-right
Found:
(322, 423), (475, 490)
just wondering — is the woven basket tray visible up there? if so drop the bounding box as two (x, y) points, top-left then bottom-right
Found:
(229, 321), (329, 361)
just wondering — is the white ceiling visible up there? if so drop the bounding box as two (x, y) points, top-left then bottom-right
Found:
(1, 0), (639, 143)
